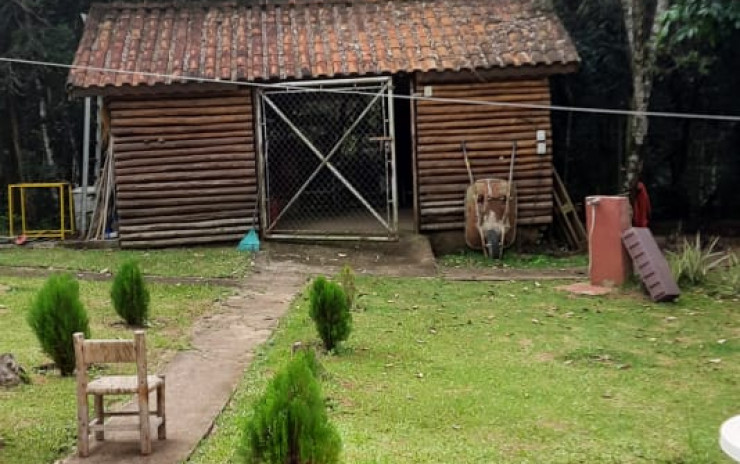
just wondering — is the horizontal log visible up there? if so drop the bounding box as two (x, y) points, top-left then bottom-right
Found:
(116, 168), (255, 184)
(427, 79), (548, 92)
(517, 215), (552, 225)
(419, 131), (550, 146)
(417, 109), (550, 123)
(421, 86), (550, 100)
(120, 217), (255, 234)
(420, 185), (551, 201)
(116, 179), (257, 192)
(115, 145), (254, 160)
(418, 163), (551, 176)
(121, 233), (246, 249)
(117, 154), (256, 169)
(108, 95), (249, 110)
(117, 194), (257, 209)
(415, 125), (550, 138)
(113, 114), (252, 128)
(417, 96), (551, 112)
(417, 117), (550, 131)
(419, 221), (464, 231)
(419, 140), (538, 154)
(119, 202), (252, 219)
(518, 194), (553, 203)
(111, 105), (252, 119)
(417, 154), (552, 167)
(117, 186), (255, 200)
(419, 178), (552, 194)
(111, 122), (252, 137)
(115, 136), (253, 153)
(121, 225), (250, 241)
(418, 170), (551, 186)
(120, 209), (253, 225)
(114, 130), (256, 144)
(116, 161), (254, 177)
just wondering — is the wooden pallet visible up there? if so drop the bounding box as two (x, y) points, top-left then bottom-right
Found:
(553, 170), (587, 251)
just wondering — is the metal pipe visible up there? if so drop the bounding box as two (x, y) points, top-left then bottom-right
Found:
(387, 79), (399, 235)
(81, 97), (91, 234)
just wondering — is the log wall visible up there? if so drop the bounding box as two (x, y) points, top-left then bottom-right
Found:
(415, 78), (554, 231)
(109, 89), (256, 248)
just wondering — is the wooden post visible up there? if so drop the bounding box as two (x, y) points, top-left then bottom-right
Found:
(93, 395), (104, 441)
(157, 375), (166, 440)
(73, 333), (90, 457)
(134, 330), (151, 455)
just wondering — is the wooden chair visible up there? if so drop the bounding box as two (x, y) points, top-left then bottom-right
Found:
(73, 330), (166, 457)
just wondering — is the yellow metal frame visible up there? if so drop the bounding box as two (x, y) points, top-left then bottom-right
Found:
(7, 183), (76, 240)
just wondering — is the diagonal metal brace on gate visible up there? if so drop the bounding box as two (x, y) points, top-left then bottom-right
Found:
(262, 84), (391, 232)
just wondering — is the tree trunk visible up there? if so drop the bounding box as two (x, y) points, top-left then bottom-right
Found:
(36, 77), (56, 168)
(8, 96), (25, 182)
(622, 0), (670, 193)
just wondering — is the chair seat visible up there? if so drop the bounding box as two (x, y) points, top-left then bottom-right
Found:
(87, 375), (163, 395)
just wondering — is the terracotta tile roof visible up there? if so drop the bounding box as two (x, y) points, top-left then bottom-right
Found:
(69, 0), (579, 90)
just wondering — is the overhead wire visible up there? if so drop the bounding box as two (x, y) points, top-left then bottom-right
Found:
(2, 56), (740, 122)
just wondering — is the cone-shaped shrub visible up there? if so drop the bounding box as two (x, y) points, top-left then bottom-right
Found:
(111, 259), (150, 326)
(309, 277), (351, 351)
(241, 350), (341, 464)
(27, 274), (90, 376)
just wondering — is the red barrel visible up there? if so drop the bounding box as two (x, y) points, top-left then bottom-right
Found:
(585, 196), (632, 286)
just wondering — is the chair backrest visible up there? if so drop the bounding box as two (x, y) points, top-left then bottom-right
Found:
(74, 330), (148, 386)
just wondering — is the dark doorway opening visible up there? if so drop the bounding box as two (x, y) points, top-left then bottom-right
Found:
(393, 73), (415, 231)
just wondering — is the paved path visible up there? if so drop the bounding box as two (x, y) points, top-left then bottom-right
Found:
(60, 262), (307, 464)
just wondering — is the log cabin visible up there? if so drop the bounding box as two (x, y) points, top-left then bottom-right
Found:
(68, 0), (579, 248)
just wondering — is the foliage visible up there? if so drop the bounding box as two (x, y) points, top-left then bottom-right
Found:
(111, 259), (150, 326)
(336, 265), (356, 309)
(667, 234), (730, 286)
(658, 0), (740, 73)
(308, 277), (351, 352)
(26, 273), (90, 376)
(240, 350), (341, 464)
(1, 275), (230, 464)
(192, 277), (740, 463)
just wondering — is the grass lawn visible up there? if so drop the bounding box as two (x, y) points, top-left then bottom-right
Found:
(190, 277), (740, 463)
(439, 250), (588, 270)
(0, 246), (254, 278)
(0, 276), (232, 464)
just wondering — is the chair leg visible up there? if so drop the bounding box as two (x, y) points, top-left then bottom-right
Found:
(138, 388), (152, 455)
(77, 394), (89, 457)
(93, 395), (105, 441)
(157, 376), (166, 440)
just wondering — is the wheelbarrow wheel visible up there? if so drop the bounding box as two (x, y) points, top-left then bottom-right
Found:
(486, 229), (502, 260)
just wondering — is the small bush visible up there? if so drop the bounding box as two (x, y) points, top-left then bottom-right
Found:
(309, 277), (351, 351)
(336, 265), (357, 309)
(111, 259), (150, 326)
(27, 274), (90, 376)
(668, 234), (730, 286)
(241, 350), (341, 464)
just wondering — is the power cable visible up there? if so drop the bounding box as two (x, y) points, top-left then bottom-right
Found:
(2, 56), (740, 122)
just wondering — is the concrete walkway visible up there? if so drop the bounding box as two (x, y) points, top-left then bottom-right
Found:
(60, 261), (307, 464)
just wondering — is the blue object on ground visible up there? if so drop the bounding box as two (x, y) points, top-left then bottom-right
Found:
(237, 229), (260, 252)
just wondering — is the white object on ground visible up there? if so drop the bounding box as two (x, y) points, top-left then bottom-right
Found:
(720, 415), (740, 461)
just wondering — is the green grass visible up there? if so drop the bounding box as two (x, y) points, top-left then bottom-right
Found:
(190, 277), (740, 463)
(439, 250), (588, 270)
(0, 276), (232, 464)
(0, 247), (254, 278)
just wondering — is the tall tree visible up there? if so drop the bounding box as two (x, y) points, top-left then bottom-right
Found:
(621, 0), (670, 193)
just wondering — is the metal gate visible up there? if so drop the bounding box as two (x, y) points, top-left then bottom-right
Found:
(257, 77), (397, 240)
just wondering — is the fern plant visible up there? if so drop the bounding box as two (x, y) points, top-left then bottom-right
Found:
(27, 274), (90, 376)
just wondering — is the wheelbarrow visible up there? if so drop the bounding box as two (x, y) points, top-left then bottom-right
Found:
(462, 142), (518, 259)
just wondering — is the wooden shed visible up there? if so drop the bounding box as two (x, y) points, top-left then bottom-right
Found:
(68, 0), (579, 248)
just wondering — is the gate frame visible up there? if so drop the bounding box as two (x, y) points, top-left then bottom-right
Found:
(255, 76), (398, 241)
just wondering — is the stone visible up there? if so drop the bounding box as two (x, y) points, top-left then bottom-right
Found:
(0, 353), (30, 387)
